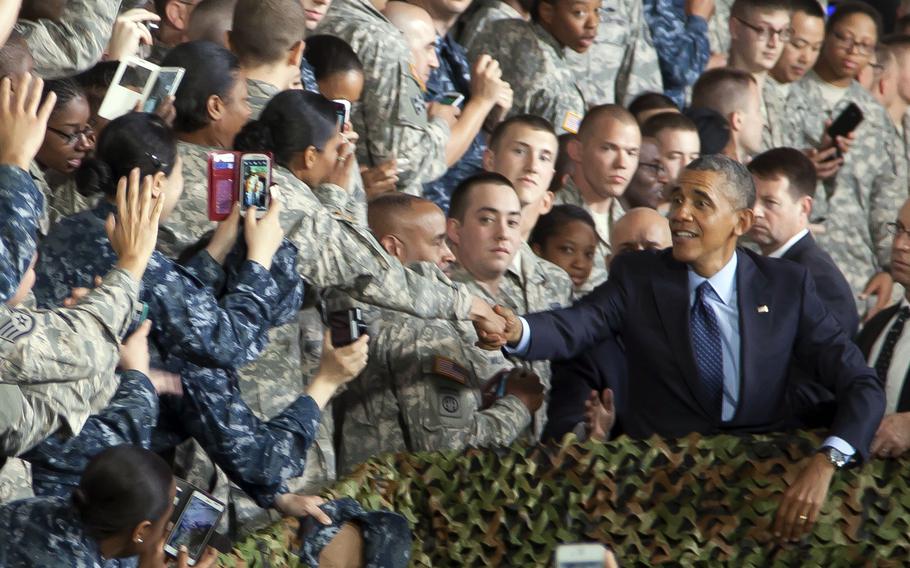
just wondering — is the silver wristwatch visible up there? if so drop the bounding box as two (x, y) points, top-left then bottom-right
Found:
(821, 446), (850, 468)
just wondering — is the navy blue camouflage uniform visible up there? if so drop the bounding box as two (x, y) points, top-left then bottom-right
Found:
(423, 33), (484, 212)
(32, 200), (321, 509)
(642, 0), (710, 108)
(0, 165), (42, 302)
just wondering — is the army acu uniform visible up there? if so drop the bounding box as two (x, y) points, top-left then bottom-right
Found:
(457, 0), (526, 53)
(424, 34), (485, 211)
(708, 0), (735, 57)
(787, 71), (904, 308)
(16, 0), (120, 78)
(337, 265), (530, 474)
(449, 243), (573, 440)
(316, 0), (450, 195)
(554, 175), (624, 281)
(643, 0), (710, 108)
(760, 76), (797, 151)
(468, 20), (586, 135)
(567, 0), (663, 106)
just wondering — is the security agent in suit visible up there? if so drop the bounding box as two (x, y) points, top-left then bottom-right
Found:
(858, 199), (910, 460)
(477, 154), (885, 542)
(748, 148), (860, 429)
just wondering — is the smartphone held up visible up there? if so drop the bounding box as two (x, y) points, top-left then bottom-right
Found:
(206, 152), (273, 221)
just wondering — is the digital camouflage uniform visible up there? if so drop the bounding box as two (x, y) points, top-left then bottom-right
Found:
(16, 0), (121, 79)
(760, 76), (797, 151)
(787, 72), (905, 307)
(554, 174), (625, 279)
(337, 265), (530, 474)
(468, 21), (586, 135)
(708, 0), (735, 56)
(566, 0), (663, 106)
(0, 496), (117, 566)
(23, 370), (158, 498)
(449, 243), (573, 440)
(643, 0), (710, 108)
(0, 269), (143, 458)
(316, 0), (451, 194)
(456, 0), (525, 54)
(0, 165), (42, 301)
(423, 33), (485, 212)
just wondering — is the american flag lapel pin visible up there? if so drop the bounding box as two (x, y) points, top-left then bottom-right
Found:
(757, 305), (769, 313)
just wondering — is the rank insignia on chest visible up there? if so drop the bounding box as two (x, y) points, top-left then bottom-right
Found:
(0, 311), (35, 343)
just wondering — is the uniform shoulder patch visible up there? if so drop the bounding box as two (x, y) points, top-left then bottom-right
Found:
(432, 355), (469, 385)
(0, 311), (35, 343)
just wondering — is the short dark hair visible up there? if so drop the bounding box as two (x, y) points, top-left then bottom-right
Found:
(683, 107), (730, 155)
(789, 0), (825, 19)
(827, 1), (883, 39)
(161, 41), (241, 134)
(731, 0), (791, 19)
(73, 445), (174, 540)
(882, 33), (910, 62)
(685, 154), (755, 209)
(691, 68), (757, 118)
(628, 92), (679, 120)
(231, 0), (307, 66)
(234, 90), (337, 169)
(304, 35), (364, 81)
(641, 111), (698, 138)
(528, 204), (596, 249)
(577, 104), (638, 140)
(488, 114), (556, 152)
(448, 172), (516, 222)
(747, 147), (817, 199)
(188, 0), (237, 44)
(0, 31), (31, 79)
(367, 193), (426, 235)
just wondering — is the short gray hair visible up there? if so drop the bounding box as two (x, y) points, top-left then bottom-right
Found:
(684, 154), (755, 210)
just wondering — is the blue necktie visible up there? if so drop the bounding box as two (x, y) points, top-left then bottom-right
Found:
(691, 281), (724, 416)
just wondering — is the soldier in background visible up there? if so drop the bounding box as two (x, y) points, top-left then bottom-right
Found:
(457, 0), (532, 53)
(467, 0), (594, 135)
(567, 0), (663, 106)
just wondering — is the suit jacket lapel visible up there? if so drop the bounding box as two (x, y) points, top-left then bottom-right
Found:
(736, 250), (772, 419)
(651, 253), (713, 419)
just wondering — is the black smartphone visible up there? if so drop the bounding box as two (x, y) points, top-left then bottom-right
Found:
(164, 482), (225, 566)
(826, 103), (863, 158)
(329, 308), (367, 347)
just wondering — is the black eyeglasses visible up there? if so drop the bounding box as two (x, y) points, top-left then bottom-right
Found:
(830, 30), (876, 56)
(886, 222), (910, 239)
(47, 125), (94, 146)
(733, 16), (792, 43)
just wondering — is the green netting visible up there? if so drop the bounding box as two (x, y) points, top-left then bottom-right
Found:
(224, 431), (910, 567)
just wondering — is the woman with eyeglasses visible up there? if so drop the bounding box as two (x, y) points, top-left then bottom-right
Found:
(31, 78), (99, 232)
(786, 1), (903, 321)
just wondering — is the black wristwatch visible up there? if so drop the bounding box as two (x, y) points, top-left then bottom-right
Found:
(820, 446), (850, 468)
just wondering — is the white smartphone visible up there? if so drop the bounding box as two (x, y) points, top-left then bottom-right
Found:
(332, 99), (351, 129)
(97, 57), (159, 121)
(554, 543), (609, 568)
(163, 488), (225, 566)
(239, 153), (272, 214)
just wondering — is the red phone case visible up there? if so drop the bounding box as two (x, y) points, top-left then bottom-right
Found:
(207, 152), (238, 221)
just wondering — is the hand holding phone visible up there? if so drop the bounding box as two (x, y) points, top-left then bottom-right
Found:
(332, 99), (351, 129)
(438, 91), (465, 107)
(164, 481), (225, 567)
(239, 154), (272, 215)
(329, 308), (368, 347)
(824, 103), (863, 159)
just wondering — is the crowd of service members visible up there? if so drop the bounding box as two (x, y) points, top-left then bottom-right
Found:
(1, 0), (910, 565)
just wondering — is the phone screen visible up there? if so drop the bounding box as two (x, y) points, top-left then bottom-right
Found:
(209, 153), (236, 220)
(144, 67), (184, 113)
(240, 158), (270, 212)
(439, 94), (460, 105)
(165, 491), (223, 565)
(332, 100), (349, 129)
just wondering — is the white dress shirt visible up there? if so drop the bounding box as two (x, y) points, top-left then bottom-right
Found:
(768, 229), (809, 259)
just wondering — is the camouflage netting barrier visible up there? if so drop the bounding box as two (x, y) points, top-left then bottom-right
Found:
(223, 431), (910, 567)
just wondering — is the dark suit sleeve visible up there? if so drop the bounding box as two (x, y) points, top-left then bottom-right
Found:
(792, 270), (885, 462)
(808, 258), (860, 338)
(523, 255), (628, 361)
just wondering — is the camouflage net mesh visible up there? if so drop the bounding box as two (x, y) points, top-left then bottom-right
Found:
(224, 431), (910, 567)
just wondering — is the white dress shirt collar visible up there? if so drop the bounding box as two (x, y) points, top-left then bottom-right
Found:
(768, 229), (809, 259)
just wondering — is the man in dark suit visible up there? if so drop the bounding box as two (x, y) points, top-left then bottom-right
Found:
(748, 148), (859, 336)
(857, 198), (910, 460)
(476, 154), (885, 542)
(748, 148), (859, 429)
